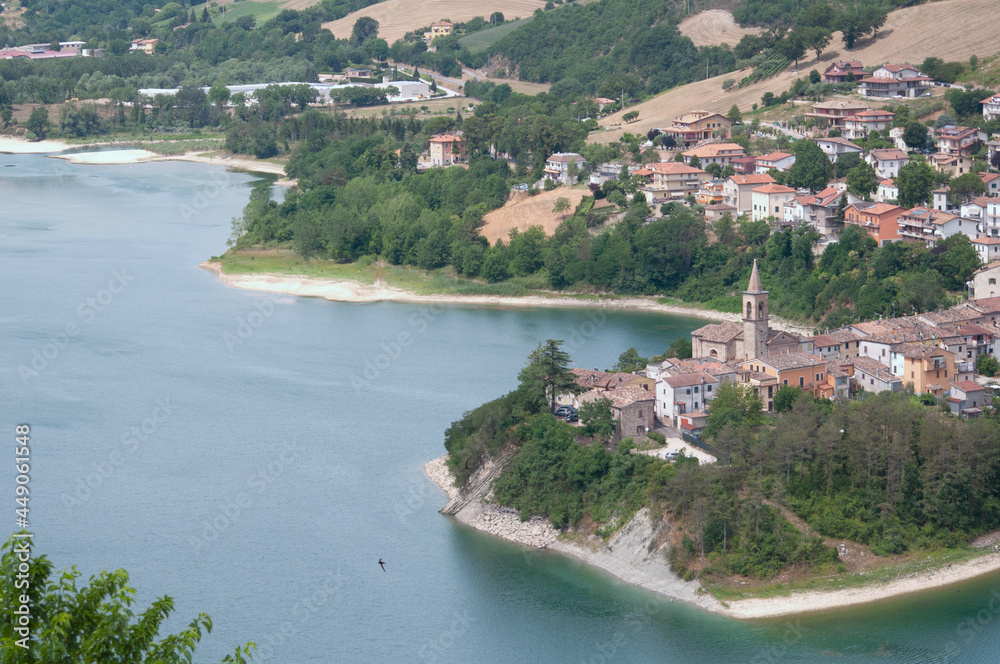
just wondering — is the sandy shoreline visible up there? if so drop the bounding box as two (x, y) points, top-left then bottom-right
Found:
(424, 454), (1000, 620)
(1, 136), (290, 180)
(199, 260), (814, 332)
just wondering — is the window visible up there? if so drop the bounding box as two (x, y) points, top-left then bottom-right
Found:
(707, 385), (712, 392)
(783, 379), (788, 385)
(638, 409), (643, 418)
(799, 376), (805, 387)
(990, 278), (997, 285)
(637, 426), (644, 434)
(694, 386), (699, 393)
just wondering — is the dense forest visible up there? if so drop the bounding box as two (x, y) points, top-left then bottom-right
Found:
(445, 341), (1000, 580)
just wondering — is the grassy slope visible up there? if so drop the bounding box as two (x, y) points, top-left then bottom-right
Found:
(593, 0), (1000, 144)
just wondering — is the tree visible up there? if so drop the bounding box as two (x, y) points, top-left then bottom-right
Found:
(351, 16), (379, 44)
(727, 104), (742, 125)
(518, 340), (582, 413)
(0, 107), (11, 127)
(667, 337), (692, 359)
(552, 197), (571, 219)
(59, 103), (104, 137)
(773, 385), (805, 412)
(809, 69), (821, 84)
(786, 139), (832, 193)
(49, 40), (61, 52)
(175, 84), (209, 128)
(688, 155), (701, 169)
(26, 107), (48, 140)
(946, 87), (993, 119)
(846, 163), (879, 199)
(613, 347), (648, 372)
(903, 121), (928, 149)
(490, 12), (505, 24)
(0, 537), (255, 662)
(208, 82), (231, 115)
(948, 172), (987, 206)
(578, 397), (616, 440)
(833, 151), (864, 179)
(976, 354), (1000, 377)
(896, 161), (937, 207)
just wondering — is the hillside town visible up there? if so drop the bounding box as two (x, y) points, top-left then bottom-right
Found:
(558, 259), (1000, 445)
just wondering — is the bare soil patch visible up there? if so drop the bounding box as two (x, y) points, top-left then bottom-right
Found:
(678, 9), (761, 48)
(480, 186), (589, 245)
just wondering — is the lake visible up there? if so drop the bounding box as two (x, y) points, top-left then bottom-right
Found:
(2, 152), (999, 663)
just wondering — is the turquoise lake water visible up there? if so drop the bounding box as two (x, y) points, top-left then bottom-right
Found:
(2, 152), (1000, 663)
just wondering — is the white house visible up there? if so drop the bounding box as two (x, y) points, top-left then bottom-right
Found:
(844, 109), (894, 140)
(813, 137), (865, 163)
(544, 153), (586, 186)
(865, 148), (909, 179)
(751, 183), (797, 221)
(859, 64), (933, 98)
(982, 94), (1000, 122)
(877, 178), (898, 203)
(656, 372), (719, 427)
(968, 261), (1000, 299)
(754, 151), (796, 173)
(972, 236), (1000, 265)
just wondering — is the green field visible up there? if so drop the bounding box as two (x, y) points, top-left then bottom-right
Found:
(458, 16), (535, 54)
(210, 0), (282, 25)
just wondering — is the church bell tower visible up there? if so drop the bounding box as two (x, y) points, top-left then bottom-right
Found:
(743, 259), (769, 361)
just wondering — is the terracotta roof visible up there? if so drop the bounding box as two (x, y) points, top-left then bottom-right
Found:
(869, 148), (908, 161)
(683, 143), (745, 158)
(852, 109), (894, 118)
(816, 137), (864, 149)
(893, 342), (949, 359)
(811, 334), (840, 348)
(606, 385), (654, 408)
(756, 151), (793, 162)
(973, 237), (1000, 245)
(648, 162), (707, 176)
(728, 174), (776, 186)
(828, 329), (860, 343)
(973, 261), (1000, 274)
(970, 297), (1000, 314)
(751, 183), (796, 194)
(691, 321), (743, 343)
(951, 380), (985, 393)
(850, 356), (898, 381)
(663, 372), (719, 388)
(759, 351), (825, 371)
(704, 203), (737, 211)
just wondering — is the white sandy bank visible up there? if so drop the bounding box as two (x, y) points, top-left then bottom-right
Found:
(425, 454), (1000, 620)
(200, 261), (814, 333)
(0, 137), (72, 153)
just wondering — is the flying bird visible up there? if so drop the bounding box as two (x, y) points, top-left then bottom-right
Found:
(378, 558), (387, 572)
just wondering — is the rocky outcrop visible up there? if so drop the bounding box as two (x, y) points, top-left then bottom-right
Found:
(425, 453), (723, 610)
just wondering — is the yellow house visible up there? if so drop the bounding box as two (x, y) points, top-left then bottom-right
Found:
(661, 110), (732, 148)
(428, 134), (466, 167)
(425, 21), (454, 41)
(890, 343), (954, 396)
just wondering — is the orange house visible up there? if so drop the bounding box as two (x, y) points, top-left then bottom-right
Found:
(742, 352), (827, 410)
(844, 202), (905, 246)
(890, 343), (954, 397)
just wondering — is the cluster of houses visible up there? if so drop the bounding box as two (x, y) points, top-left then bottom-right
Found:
(558, 261), (1000, 445)
(550, 84), (1000, 244)
(821, 60), (935, 99)
(0, 41), (100, 60)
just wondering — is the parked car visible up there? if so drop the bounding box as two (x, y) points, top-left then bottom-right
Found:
(554, 405), (575, 417)
(565, 413), (579, 423)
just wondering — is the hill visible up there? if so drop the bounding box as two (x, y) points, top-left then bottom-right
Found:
(677, 9), (760, 47)
(323, 0), (547, 44)
(594, 0), (1000, 144)
(480, 187), (590, 245)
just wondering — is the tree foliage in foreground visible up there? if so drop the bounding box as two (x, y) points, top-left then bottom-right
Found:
(0, 538), (255, 663)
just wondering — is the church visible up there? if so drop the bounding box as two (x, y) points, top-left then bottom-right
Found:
(690, 260), (800, 362)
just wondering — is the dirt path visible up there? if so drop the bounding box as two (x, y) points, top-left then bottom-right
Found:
(480, 186), (589, 245)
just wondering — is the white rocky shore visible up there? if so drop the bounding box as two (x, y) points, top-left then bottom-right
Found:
(424, 454), (1000, 619)
(424, 454), (722, 612)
